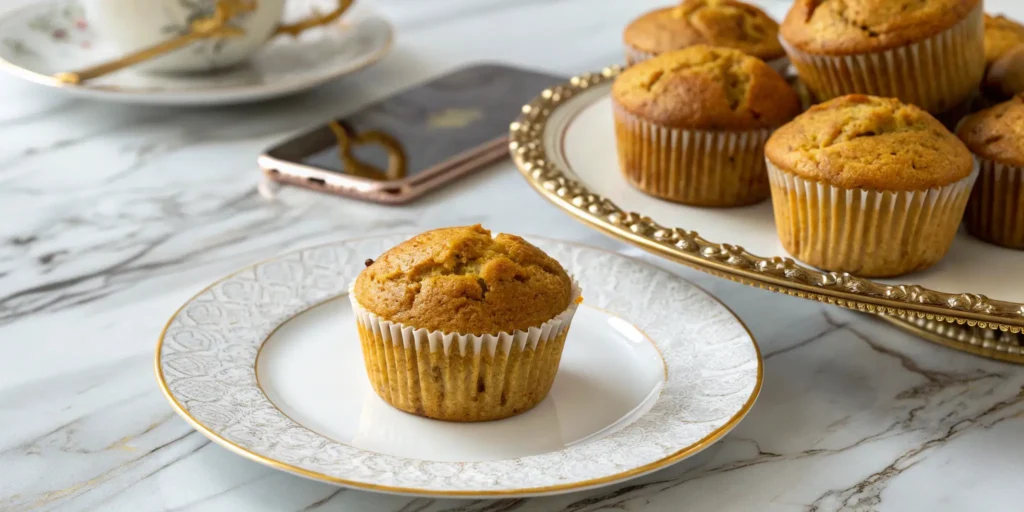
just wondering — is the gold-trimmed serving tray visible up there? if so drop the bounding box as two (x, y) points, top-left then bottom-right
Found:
(509, 67), (1024, 352)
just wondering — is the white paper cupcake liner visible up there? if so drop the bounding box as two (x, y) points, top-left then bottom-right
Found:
(965, 156), (1024, 249)
(614, 104), (774, 206)
(780, 3), (984, 114)
(349, 280), (581, 422)
(766, 159), (978, 277)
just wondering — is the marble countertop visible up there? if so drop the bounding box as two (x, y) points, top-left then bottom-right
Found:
(3, 0), (1024, 511)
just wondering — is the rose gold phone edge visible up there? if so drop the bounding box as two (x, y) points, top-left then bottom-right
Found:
(257, 136), (510, 205)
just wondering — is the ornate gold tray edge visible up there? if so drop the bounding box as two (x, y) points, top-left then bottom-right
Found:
(878, 315), (1024, 363)
(509, 67), (1024, 363)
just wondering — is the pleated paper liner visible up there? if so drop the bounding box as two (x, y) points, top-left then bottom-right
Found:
(781, 3), (985, 115)
(965, 157), (1024, 249)
(613, 105), (773, 207)
(350, 281), (581, 422)
(766, 160), (978, 278)
(624, 44), (789, 74)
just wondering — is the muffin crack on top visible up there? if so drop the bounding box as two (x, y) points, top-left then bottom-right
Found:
(354, 225), (574, 335)
(765, 95), (974, 191)
(613, 45), (800, 129)
(829, 3), (879, 37)
(674, 0), (775, 43)
(782, 0), (981, 55)
(623, 0), (784, 64)
(640, 51), (751, 110)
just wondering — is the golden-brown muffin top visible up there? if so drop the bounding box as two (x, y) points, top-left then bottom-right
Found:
(781, 0), (981, 55)
(612, 45), (801, 130)
(624, 0), (784, 61)
(353, 225), (574, 335)
(957, 94), (1024, 167)
(985, 14), (1024, 64)
(765, 94), (974, 190)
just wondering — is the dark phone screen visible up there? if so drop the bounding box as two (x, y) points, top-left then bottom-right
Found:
(300, 64), (564, 180)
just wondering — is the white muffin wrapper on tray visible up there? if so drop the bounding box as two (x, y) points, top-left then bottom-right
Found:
(613, 104), (774, 206)
(780, 3), (984, 114)
(965, 156), (1024, 248)
(765, 159), (979, 277)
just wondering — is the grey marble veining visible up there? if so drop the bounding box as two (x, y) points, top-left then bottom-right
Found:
(2, 0), (1024, 511)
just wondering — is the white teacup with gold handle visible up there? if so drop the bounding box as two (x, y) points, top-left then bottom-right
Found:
(80, 0), (353, 74)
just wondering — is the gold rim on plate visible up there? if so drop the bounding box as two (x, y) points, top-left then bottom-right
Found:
(154, 235), (764, 497)
(509, 67), (1024, 339)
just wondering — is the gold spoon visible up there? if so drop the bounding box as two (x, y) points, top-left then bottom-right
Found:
(53, 0), (355, 86)
(52, 0), (258, 85)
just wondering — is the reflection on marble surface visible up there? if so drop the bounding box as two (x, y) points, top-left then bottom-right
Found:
(2, 0), (1024, 510)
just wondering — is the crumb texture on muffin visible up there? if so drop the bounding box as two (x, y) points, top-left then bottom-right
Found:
(765, 95), (974, 190)
(612, 45), (800, 130)
(354, 225), (573, 335)
(781, 0), (981, 55)
(985, 14), (1024, 64)
(958, 94), (1024, 167)
(624, 0), (783, 60)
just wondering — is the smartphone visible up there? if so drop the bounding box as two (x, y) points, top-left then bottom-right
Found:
(258, 63), (565, 204)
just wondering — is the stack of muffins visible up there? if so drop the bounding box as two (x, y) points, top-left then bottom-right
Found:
(613, 0), (1024, 278)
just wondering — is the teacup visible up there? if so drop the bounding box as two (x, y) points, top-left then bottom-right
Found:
(81, 0), (353, 73)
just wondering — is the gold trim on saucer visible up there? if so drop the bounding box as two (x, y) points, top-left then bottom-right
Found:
(154, 235), (763, 497)
(509, 67), (1024, 339)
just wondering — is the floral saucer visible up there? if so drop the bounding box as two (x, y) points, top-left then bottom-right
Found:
(0, 0), (392, 105)
(156, 234), (762, 497)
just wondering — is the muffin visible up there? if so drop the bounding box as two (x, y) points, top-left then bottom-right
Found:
(984, 14), (1024, 65)
(612, 45), (801, 207)
(986, 46), (1024, 98)
(350, 225), (581, 422)
(982, 15), (1024, 100)
(957, 94), (1024, 248)
(623, 0), (786, 71)
(780, 0), (985, 115)
(765, 95), (977, 277)
(986, 46), (1024, 100)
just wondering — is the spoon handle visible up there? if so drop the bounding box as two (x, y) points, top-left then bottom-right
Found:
(52, 0), (255, 85)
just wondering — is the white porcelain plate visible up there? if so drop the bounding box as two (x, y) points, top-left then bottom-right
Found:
(156, 234), (762, 497)
(0, 0), (392, 105)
